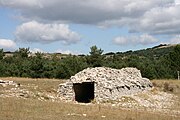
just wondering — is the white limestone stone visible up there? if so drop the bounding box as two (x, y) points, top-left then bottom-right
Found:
(58, 67), (153, 102)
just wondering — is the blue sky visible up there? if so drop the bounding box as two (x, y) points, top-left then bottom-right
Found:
(0, 0), (180, 54)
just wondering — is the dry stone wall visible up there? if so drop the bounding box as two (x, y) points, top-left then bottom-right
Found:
(58, 67), (153, 102)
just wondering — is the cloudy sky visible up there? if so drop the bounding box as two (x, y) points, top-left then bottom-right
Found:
(0, 0), (180, 54)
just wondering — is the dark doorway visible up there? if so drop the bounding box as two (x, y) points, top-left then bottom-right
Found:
(73, 82), (94, 103)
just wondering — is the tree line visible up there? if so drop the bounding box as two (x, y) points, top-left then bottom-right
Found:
(0, 45), (180, 80)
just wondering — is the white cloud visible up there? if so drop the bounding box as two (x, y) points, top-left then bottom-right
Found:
(133, 5), (180, 35)
(175, 0), (180, 5)
(15, 21), (81, 44)
(169, 35), (180, 44)
(113, 34), (159, 46)
(55, 49), (80, 55)
(113, 37), (127, 45)
(0, 0), (42, 8)
(30, 48), (45, 53)
(0, 0), (174, 23)
(0, 39), (17, 51)
(1, 0), (180, 36)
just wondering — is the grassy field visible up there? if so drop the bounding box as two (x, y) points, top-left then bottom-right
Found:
(0, 77), (180, 120)
(152, 79), (180, 95)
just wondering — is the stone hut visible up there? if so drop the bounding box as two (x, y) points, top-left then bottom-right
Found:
(58, 67), (153, 103)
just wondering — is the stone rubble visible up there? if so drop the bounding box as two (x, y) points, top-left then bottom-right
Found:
(58, 67), (153, 102)
(0, 79), (19, 87)
(116, 90), (176, 109)
(0, 79), (59, 102)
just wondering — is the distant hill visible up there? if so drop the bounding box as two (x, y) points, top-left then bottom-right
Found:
(3, 44), (179, 59)
(1, 44), (179, 79)
(105, 44), (179, 59)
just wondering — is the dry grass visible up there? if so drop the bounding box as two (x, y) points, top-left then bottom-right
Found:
(0, 78), (180, 120)
(0, 77), (64, 93)
(1, 97), (179, 120)
(152, 79), (180, 96)
(152, 79), (180, 112)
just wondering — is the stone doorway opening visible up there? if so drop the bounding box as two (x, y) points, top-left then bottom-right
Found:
(73, 82), (94, 103)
